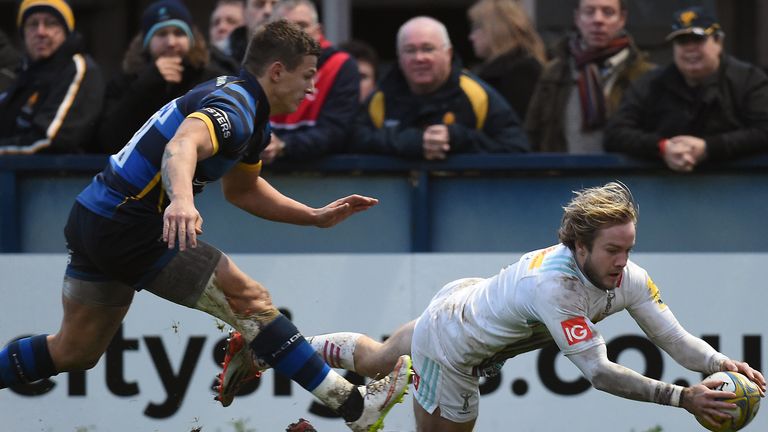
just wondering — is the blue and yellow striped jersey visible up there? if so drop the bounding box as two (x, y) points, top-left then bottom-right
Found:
(77, 70), (271, 222)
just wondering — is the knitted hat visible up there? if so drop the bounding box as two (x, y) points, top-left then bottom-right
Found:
(141, 0), (194, 49)
(17, 0), (75, 33)
(666, 6), (721, 42)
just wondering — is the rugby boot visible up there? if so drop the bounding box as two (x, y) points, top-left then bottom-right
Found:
(345, 354), (413, 432)
(214, 330), (268, 407)
(286, 418), (318, 432)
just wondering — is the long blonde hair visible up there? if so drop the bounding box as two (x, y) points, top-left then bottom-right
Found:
(468, 0), (546, 64)
(558, 182), (638, 250)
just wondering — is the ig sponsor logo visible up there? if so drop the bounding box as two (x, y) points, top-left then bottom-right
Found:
(561, 317), (592, 345)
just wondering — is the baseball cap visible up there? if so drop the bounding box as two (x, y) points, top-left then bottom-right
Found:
(666, 6), (721, 42)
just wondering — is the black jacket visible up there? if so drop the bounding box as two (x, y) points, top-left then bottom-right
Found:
(473, 48), (542, 120)
(605, 55), (768, 161)
(0, 33), (103, 154)
(350, 56), (529, 158)
(0, 29), (20, 93)
(228, 25), (248, 65)
(209, 45), (240, 76)
(97, 49), (224, 154)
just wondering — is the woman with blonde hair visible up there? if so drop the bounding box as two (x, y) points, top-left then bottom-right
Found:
(468, 0), (545, 118)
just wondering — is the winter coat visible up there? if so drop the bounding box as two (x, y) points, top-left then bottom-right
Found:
(0, 33), (103, 154)
(525, 34), (653, 152)
(473, 48), (542, 120)
(269, 40), (360, 160)
(350, 56), (529, 158)
(96, 35), (225, 154)
(605, 55), (768, 161)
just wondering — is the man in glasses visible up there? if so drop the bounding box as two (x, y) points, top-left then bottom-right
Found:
(0, 0), (103, 154)
(605, 6), (768, 171)
(350, 15), (529, 160)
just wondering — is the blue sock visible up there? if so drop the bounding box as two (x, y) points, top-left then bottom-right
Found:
(249, 315), (331, 392)
(0, 335), (57, 389)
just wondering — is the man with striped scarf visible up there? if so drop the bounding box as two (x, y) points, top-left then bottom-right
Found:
(526, 0), (654, 153)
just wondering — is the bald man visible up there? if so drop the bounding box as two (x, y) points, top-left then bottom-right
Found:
(350, 16), (529, 159)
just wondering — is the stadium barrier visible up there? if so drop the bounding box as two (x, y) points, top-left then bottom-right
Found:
(1, 153), (768, 253)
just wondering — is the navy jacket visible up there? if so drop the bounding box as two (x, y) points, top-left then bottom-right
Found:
(270, 40), (360, 160)
(350, 56), (529, 158)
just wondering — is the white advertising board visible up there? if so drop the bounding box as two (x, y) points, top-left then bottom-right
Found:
(0, 253), (765, 432)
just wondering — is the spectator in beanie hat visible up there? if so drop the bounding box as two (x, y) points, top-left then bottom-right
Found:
(141, 0), (195, 49)
(97, 0), (225, 154)
(16, 0), (75, 35)
(0, 0), (104, 154)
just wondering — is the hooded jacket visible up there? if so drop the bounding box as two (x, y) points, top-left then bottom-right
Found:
(96, 33), (224, 154)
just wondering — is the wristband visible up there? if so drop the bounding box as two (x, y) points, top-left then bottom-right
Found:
(658, 138), (668, 155)
(670, 385), (683, 407)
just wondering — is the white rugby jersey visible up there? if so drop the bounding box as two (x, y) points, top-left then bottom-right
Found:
(422, 243), (680, 375)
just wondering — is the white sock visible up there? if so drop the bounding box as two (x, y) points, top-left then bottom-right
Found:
(310, 369), (356, 410)
(307, 332), (362, 372)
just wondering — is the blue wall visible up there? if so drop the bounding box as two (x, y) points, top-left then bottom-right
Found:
(2, 154), (767, 253)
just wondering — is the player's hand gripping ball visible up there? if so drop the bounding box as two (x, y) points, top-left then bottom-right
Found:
(696, 371), (761, 431)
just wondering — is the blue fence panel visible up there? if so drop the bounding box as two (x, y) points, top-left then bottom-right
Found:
(1, 154), (767, 253)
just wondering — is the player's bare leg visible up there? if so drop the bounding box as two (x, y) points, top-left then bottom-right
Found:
(168, 252), (411, 431)
(216, 319), (416, 405)
(221, 319), (415, 380)
(0, 277), (133, 389)
(47, 294), (132, 371)
(350, 320), (415, 378)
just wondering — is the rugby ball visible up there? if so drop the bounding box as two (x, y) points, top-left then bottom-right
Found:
(696, 371), (761, 431)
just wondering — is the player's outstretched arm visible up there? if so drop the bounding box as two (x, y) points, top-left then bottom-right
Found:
(639, 312), (766, 395)
(569, 343), (735, 420)
(222, 167), (378, 227)
(312, 194), (379, 228)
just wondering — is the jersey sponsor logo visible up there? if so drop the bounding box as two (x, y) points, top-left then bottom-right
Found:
(646, 276), (667, 310)
(561, 317), (592, 345)
(528, 245), (557, 270)
(203, 107), (232, 139)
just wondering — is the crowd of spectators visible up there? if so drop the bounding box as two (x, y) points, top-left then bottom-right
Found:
(0, 0), (766, 170)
